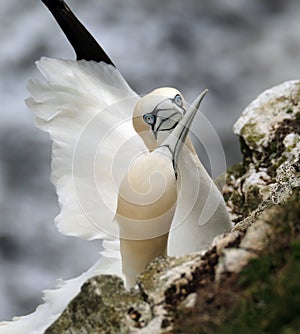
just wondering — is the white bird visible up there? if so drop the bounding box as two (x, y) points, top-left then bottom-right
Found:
(0, 1), (232, 332)
(25, 56), (231, 273)
(0, 57), (207, 333)
(132, 88), (232, 256)
(38, 0), (232, 256)
(26, 57), (212, 285)
(116, 89), (207, 287)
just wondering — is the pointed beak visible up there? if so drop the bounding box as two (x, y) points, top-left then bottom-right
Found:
(159, 89), (208, 174)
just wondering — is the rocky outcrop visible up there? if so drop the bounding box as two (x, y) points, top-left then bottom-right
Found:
(224, 80), (300, 224)
(46, 81), (300, 334)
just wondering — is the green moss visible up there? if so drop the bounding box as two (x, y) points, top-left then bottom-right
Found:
(244, 185), (262, 214)
(46, 275), (152, 334)
(240, 123), (265, 149)
(225, 163), (246, 180)
(286, 108), (293, 114)
(224, 163), (247, 221)
(217, 241), (300, 334)
(239, 136), (253, 165)
(271, 154), (288, 171)
(206, 191), (300, 334)
(174, 190), (300, 334)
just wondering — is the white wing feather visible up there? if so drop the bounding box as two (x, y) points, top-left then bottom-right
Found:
(26, 58), (146, 240)
(168, 148), (232, 256)
(0, 57), (147, 334)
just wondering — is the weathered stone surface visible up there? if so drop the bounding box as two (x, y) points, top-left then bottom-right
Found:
(45, 275), (152, 334)
(239, 220), (273, 252)
(46, 81), (300, 334)
(234, 80), (300, 154)
(212, 230), (241, 256)
(176, 188), (300, 333)
(215, 248), (257, 281)
(224, 80), (300, 223)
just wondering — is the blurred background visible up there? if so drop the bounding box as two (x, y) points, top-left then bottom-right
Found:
(1, 0), (300, 321)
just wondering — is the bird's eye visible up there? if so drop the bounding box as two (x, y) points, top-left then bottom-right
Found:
(174, 94), (183, 107)
(143, 113), (155, 125)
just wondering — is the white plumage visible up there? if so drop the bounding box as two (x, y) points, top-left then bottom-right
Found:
(168, 148), (232, 256)
(27, 58), (144, 241)
(0, 58), (231, 333)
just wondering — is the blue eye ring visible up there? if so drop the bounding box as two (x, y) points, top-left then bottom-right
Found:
(174, 94), (183, 107)
(143, 113), (156, 125)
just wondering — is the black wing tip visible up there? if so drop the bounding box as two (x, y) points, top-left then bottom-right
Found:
(41, 0), (65, 10)
(42, 0), (68, 10)
(41, 0), (115, 66)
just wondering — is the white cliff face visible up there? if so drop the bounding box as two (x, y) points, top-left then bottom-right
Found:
(1, 0), (300, 322)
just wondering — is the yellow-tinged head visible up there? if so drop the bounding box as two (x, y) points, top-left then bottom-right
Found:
(132, 87), (186, 150)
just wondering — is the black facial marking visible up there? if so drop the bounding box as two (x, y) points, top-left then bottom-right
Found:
(143, 96), (185, 139)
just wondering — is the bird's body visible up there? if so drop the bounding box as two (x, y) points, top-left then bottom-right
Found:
(117, 150), (177, 287)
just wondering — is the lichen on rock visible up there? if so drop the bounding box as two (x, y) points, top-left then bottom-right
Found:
(233, 80), (300, 153)
(45, 275), (152, 334)
(46, 81), (300, 333)
(225, 80), (300, 223)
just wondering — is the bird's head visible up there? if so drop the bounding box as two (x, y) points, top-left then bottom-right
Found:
(133, 87), (186, 150)
(157, 89), (208, 178)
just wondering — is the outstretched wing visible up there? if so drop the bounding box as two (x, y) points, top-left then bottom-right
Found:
(26, 58), (146, 240)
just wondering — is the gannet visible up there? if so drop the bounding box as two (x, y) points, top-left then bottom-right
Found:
(40, 0), (232, 256)
(0, 1), (232, 333)
(117, 91), (207, 287)
(26, 56), (211, 284)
